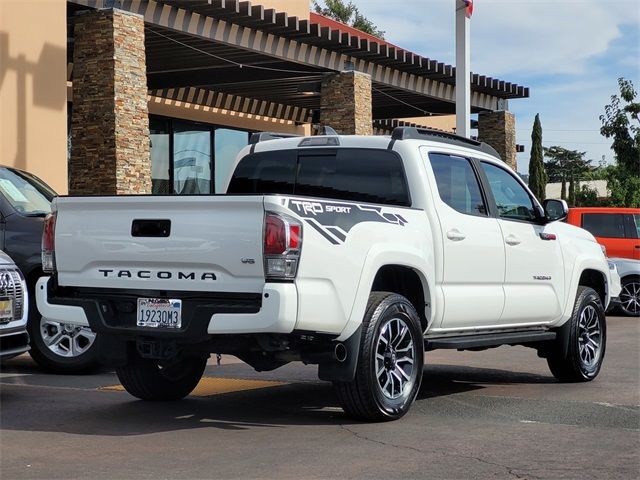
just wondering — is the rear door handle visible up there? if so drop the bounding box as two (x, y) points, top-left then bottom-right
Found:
(446, 229), (466, 241)
(505, 234), (521, 246)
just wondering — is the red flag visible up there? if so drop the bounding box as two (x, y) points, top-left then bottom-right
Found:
(465, 0), (474, 18)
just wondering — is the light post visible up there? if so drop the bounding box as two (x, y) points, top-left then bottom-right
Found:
(455, 0), (473, 138)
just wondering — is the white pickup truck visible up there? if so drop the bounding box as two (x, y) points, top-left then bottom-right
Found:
(37, 128), (612, 421)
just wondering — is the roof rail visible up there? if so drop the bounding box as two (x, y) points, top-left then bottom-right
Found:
(249, 132), (301, 145)
(390, 127), (500, 158)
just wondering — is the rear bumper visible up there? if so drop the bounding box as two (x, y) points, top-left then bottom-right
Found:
(36, 277), (298, 339)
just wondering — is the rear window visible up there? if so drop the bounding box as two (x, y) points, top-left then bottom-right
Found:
(581, 213), (626, 238)
(227, 149), (410, 206)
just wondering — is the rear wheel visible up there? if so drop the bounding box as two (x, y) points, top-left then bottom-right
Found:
(116, 353), (206, 401)
(333, 292), (424, 422)
(547, 286), (606, 382)
(619, 277), (640, 317)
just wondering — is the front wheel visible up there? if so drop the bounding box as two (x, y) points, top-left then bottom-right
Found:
(547, 286), (606, 382)
(334, 292), (424, 422)
(618, 277), (640, 317)
(116, 353), (207, 401)
(27, 292), (100, 374)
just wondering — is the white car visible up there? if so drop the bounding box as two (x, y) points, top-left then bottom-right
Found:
(36, 128), (612, 421)
(608, 257), (640, 316)
(0, 250), (29, 361)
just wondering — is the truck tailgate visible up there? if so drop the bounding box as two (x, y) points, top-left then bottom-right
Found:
(53, 196), (266, 293)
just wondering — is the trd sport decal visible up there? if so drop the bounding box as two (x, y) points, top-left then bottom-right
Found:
(283, 198), (407, 245)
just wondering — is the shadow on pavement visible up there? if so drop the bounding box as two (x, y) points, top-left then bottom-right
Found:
(420, 363), (556, 399)
(0, 360), (560, 437)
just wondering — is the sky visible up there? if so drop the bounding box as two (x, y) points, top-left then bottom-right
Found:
(351, 0), (640, 174)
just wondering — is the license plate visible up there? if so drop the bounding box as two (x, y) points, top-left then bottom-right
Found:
(137, 298), (182, 329)
(0, 299), (12, 324)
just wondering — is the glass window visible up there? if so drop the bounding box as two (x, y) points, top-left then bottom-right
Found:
(149, 117), (251, 195)
(150, 117), (170, 194)
(429, 153), (486, 216)
(481, 162), (537, 221)
(296, 150), (409, 206)
(173, 121), (212, 195)
(228, 149), (410, 206)
(633, 214), (640, 238)
(214, 128), (249, 193)
(227, 150), (296, 195)
(582, 213), (626, 239)
(0, 168), (54, 216)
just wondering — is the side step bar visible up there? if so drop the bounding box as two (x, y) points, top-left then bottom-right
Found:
(425, 330), (556, 351)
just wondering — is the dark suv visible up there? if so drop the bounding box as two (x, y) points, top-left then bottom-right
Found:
(0, 166), (99, 372)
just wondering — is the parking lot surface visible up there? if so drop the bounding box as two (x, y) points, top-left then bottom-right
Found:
(1, 316), (639, 480)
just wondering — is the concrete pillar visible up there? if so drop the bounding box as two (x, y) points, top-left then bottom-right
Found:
(477, 110), (517, 170)
(320, 71), (372, 135)
(70, 9), (151, 195)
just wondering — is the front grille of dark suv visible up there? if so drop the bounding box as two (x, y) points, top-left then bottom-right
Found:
(0, 270), (24, 322)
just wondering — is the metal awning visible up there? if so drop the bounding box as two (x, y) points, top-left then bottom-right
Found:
(67, 0), (529, 122)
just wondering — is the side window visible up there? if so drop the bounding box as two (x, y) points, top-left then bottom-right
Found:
(633, 214), (640, 239)
(480, 162), (537, 222)
(581, 213), (626, 239)
(428, 153), (487, 216)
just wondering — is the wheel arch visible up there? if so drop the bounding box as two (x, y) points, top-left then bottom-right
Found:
(560, 258), (610, 324)
(578, 268), (607, 306)
(371, 265), (431, 333)
(339, 247), (435, 342)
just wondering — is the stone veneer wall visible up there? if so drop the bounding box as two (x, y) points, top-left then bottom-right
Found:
(70, 8), (151, 195)
(320, 71), (372, 135)
(477, 110), (517, 170)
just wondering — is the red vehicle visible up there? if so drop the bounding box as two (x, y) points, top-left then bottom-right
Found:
(566, 208), (640, 259)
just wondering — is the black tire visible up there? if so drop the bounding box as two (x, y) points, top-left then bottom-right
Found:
(618, 276), (640, 317)
(547, 286), (606, 382)
(27, 291), (101, 374)
(116, 353), (207, 401)
(333, 292), (424, 422)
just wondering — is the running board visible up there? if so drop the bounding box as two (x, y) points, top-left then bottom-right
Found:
(425, 331), (556, 351)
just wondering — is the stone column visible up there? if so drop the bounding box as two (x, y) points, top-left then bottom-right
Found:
(477, 110), (517, 170)
(320, 71), (372, 135)
(70, 9), (151, 195)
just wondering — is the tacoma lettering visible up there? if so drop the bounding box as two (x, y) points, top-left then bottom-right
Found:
(98, 270), (216, 281)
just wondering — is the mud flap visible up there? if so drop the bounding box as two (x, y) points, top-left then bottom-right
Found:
(317, 326), (362, 382)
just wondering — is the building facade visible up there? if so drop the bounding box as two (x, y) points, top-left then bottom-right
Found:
(1, 0), (529, 195)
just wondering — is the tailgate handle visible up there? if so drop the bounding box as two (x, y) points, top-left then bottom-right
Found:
(131, 219), (171, 237)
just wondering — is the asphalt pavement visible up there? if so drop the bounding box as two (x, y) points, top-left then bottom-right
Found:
(1, 316), (639, 480)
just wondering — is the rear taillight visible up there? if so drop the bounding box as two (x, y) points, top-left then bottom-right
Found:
(264, 212), (302, 280)
(42, 212), (57, 273)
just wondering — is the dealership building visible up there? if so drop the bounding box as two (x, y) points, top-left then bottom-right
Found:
(1, 0), (529, 195)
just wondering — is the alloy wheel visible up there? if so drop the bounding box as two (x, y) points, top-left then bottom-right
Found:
(620, 280), (640, 316)
(40, 317), (96, 358)
(375, 317), (416, 400)
(577, 304), (602, 368)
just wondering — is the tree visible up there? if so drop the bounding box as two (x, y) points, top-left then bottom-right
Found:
(543, 146), (592, 206)
(313, 0), (385, 39)
(528, 114), (548, 200)
(599, 78), (640, 207)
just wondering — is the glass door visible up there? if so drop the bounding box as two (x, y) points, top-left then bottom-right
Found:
(173, 120), (212, 195)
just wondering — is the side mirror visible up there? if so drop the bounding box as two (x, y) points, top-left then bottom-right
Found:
(543, 199), (568, 223)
